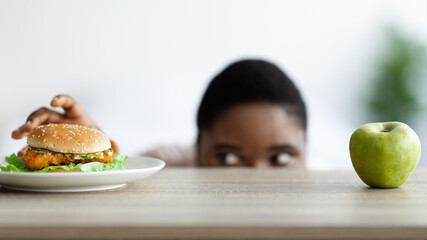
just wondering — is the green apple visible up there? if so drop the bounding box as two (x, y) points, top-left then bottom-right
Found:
(349, 121), (421, 188)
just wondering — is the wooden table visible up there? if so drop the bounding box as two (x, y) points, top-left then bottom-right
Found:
(1, 168), (427, 239)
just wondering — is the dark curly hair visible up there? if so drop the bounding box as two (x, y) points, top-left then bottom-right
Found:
(197, 59), (307, 133)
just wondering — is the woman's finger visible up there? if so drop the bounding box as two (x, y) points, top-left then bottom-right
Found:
(51, 95), (85, 119)
(11, 121), (33, 139)
(11, 107), (63, 139)
(17, 146), (28, 158)
(111, 140), (120, 153)
(26, 107), (62, 126)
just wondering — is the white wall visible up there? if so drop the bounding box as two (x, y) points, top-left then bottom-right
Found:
(1, 0), (426, 168)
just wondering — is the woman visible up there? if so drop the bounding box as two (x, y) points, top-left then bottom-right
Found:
(12, 59), (307, 168)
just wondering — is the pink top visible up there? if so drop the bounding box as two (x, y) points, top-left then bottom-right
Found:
(143, 145), (197, 167)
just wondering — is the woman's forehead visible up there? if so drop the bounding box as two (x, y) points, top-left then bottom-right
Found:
(203, 103), (305, 146)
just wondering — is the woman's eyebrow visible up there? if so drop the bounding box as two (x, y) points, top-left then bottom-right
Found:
(213, 144), (242, 151)
(267, 144), (297, 151)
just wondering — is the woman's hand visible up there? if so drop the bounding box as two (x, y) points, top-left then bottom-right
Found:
(12, 94), (119, 157)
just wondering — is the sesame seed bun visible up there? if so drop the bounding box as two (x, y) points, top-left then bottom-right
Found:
(27, 123), (111, 154)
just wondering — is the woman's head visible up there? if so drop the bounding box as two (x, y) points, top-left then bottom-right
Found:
(196, 59), (307, 167)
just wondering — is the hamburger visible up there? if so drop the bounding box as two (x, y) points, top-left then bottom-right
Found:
(1, 123), (126, 172)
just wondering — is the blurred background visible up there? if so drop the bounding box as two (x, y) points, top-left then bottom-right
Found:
(0, 0), (426, 169)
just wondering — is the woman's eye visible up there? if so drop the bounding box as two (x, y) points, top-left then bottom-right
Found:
(216, 153), (239, 166)
(271, 153), (292, 166)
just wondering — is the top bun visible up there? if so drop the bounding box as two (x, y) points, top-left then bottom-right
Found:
(27, 123), (111, 154)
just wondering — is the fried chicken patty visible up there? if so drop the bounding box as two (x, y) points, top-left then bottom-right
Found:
(24, 148), (114, 171)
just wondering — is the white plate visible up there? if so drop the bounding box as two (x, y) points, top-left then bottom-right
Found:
(0, 156), (165, 192)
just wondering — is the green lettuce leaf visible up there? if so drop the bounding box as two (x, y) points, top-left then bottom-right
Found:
(0, 153), (127, 173)
(0, 154), (30, 172)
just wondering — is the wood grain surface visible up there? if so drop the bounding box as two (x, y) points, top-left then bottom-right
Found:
(1, 168), (427, 239)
